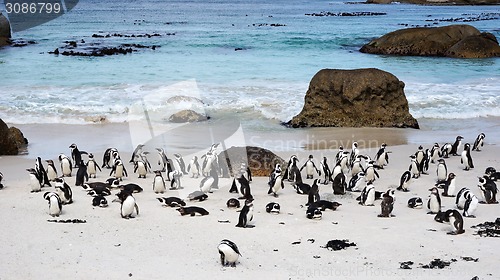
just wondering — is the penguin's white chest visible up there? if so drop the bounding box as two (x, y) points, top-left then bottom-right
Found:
(153, 176), (165, 193)
(461, 152), (469, 167)
(428, 196), (440, 212)
(29, 174), (41, 191)
(137, 162), (147, 176)
(48, 196), (61, 216)
(61, 160), (71, 176)
(87, 161), (96, 174)
(246, 206), (254, 222)
(437, 165), (446, 180)
(365, 188), (375, 205)
(47, 167), (57, 181)
(272, 176), (282, 192)
(219, 244), (239, 263)
(305, 162), (314, 175)
(200, 177), (214, 193)
(116, 165), (124, 178)
(121, 196), (136, 217)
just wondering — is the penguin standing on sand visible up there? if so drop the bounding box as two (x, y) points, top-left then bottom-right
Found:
(415, 146), (426, 171)
(436, 159), (448, 183)
(364, 161), (379, 183)
(238, 175), (252, 200)
(169, 170), (183, 190)
(86, 153), (101, 178)
(477, 176), (498, 204)
(35, 157), (51, 187)
(300, 155), (320, 180)
(199, 166), (218, 193)
(43, 192), (62, 217)
(437, 173), (457, 197)
(348, 172), (365, 192)
(434, 209), (465, 235)
(332, 173), (346, 195)
(218, 239), (241, 267)
(187, 156), (201, 178)
(155, 148), (170, 173)
(27, 168), (42, 192)
(397, 171), (412, 192)
(0, 171), (4, 189)
(350, 155), (366, 177)
(268, 167), (284, 198)
(427, 187), (441, 214)
(102, 147), (119, 169)
(307, 179), (320, 206)
(472, 133), (485, 152)
(45, 160), (58, 182)
(129, 144), (145, 164)
(236, 198), (254, 228)
(442, 136), (463, 157)
(59, 154), (73, 177)
(359, 182), (376, 206)
(113, 190), (139, 219)
(69, 143), (87, 168)
(134, 152), (151, 178)
(349, 142), (359, 167)
(75, 160), (89, 186)
(283, 155), (299, 183)
(429, 143), (441, 163)
(408, 155), (420, 179)
(319, 157), (332, 185)
(54, 177), (73, 204)
(461, 143), (474, 171)
(374, 143), (389, 169)
(152, 170), (166, 194)
(110, 159), (127, 181)
(378, 189), (395, 218)
(173, 153), (188, 175)
(456, 188), (478, 218)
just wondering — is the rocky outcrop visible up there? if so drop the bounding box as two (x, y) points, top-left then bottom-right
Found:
(219, 146), (285, 177)
(168, 110), (208, 123)
(0, 12), (11, 47)
(287, 68), (419, 129)
(360, 25), (500, 58)
(0, 119), (28, 155)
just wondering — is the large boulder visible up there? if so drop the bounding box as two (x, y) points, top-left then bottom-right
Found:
(0, 12), (11, 47)
(360, 25), (500, 58)
(218, 146), (285, 177)
(168, 109), (208, 123)
(287, 68), (419, 129)
(0, 119), (28, 155)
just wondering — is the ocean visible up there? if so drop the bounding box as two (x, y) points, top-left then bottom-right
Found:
(0, 0), (499, 140)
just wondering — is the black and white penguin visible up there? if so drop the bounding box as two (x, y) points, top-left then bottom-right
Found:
(218, 239), (241, 267)
(59, 154), (73, 177)
(421, 149), (431, 175)
(267, 167), (284, 197)
(283, 155), (301, 183)
(187, 156), (201, 178)
(236, 198), (254, 228)
(226, 198), (241, 209)
(157, 197), (186, 207)
(129, 144), (145, 164)
(75, 160), (89, 187)
(155, 148), (169, 172)
(415, 145), (426, 171)
(374, 143), (389, 169)
(307, 179), (320, 206)
(0, 171), (3, 189)
(266, 202), (281, 214)
(397, 171), (412, 192)
(436, 158), (448, 183)
(331, 162), (343, 184)
(187, 191), (208, 202)
(472, 133), (485, 152)
(169, 170), (183, 190)
(364, 160), (379, 183)
(408, 155), (420, 179)
(237, 175), (252, 200)
(338, 151), (351, 175)
(434, 209), (465, 235)
(112, 190), (139, 219)
(350, 155), (367, 177)
(332, 173), (346, 195)
(300, 155), (320, 179)
(349, 142), (359, 167)
(306, 205), (322, 220)
(437, 173), (457, 197)
(54, 177), (73, 204)
(485, 167), (500, 181)
(429, 143), (441, 163)
(461, 143), (474, 171)
(312, 200), (341, 211)
(319, 157), (332, 184)
(152, 170), (166, 194)
(407, 197), (423, 209)
(292, 182), (311, 195)
(378, 189), (395, 218)
(120, 183), (143, 194)
(102, 147), (119, 169)
(45, 159), (58, 182)
(334, 146), (344, 165)
(86, 153), (101, 178)
(200, 166), (218, 193)
(427, 187), (441, 214)
(348, 172), (365, 192)
(359, 182), (376, 206)
(92, 195), (108, 207)
(85, 183), (111, 197)
(177, 206), (209, 216)
(110, 159), (128, 181)
(173, 153), (188, 175)
(477, 176), (498, 204)
(443, 136), (464, 157)
(27, 168), (42, 192)
(43, 192), (62, 217)
(455, 187), (478, 218)
(35, 157), (51, 187)
(69, 143), (87, 168)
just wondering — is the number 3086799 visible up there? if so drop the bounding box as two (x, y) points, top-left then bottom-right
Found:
(5, 2), (62, 14)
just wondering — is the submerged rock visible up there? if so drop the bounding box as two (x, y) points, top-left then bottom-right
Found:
(287, 68), (419, 129)
(0, 119), (28, 155)
(0, 12), (11, 47)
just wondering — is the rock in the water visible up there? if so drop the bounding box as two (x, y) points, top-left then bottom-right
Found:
(367, 0), (500, 4)
(0, 119), (28, 155)
(168, 110), (208, 123)
(287, 68), (419, 129)
(0, 12), (11, 47)
(360, 24), (500, 58)
(218, 146), (285, 177)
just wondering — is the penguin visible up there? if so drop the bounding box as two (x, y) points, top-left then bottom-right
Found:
(437, 173), (457, 197)
(378, 189), (395, 218)
(292, 182), (311, 195)
(306, 206), (322, 220)
(397, 171), (412, 192)
(110, 159), (128, 181)
(427, 187), (441, 214)
(173, 153), (188, 175)
(408, 155), (420, 179)
(218, 239), (241, 267)
(349, 142), (359, 167)
(27, 168), (42, 192)
(75, 160), (89, 186)
(83, 181), (111, 192)
(200, 166), (218, 193)
(59, 154), (73, 177)
(155, 147), (169, 172)
(461, 143), (474, 171)
(226, 198), (241, 208)
(364, 161), (379, 183)
(92, 195), (108, 207)
(359, 182), (376, 206)
(0, 171), (3, 189)
(43, 192), (62, 217)
(129, 144), (145, 164)
(443, 135), (464, 157)
(434, 209), (465, 235)
(338, 151), (351, 175)
(472, 133), (485, 152)
(187, 191), (208, 202)
(300, 155), (320, 179)
(235, 198), (254, 228)
(229, 173), (242, 194)
(102, 147), (119, 169)
(152, 170), (166, 194)
(283, 155), (299, 182)
(319, 157), (332, 184)
(348, 172), (365, 192)
(414, 145), (426, 171)
(237, 175), (252, 200)
(334, 146), (344, 165)
(35, 157), (51, 187)
(332, 173), (346, 195)
(407, 197), (423, 209)
(187, 156), (201, 178)
(311, 200), (341, 211)
(85, 184), (111, 197)
(288, 156), (302, 184)
(374, 143), (389, 169)
(266, 202), (280, 214)
(112, 190), (139, 219)
(485, 167), (500, 181)
(157, 197), (186, 207)
(120, 183), (143, 194)
(350, 155), (367, 177)
(436, 158), (448, 183)
(429, 143), (441, 163)
(134, 153), (151, 179)
(306, 179), (320, 206)
(331, 163), (343, 184)
(477, 176), (498, 204)
(86, 153), (101, 178)
(54, 177), (73, 204)
(421, 149), (431, 175)
(69, 143), (87, 168)
(169, 170), (183, 190)
(176, 206), (209, 216)
(268, 168), (284, 198)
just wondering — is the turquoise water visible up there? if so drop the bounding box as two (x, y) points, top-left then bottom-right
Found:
(0, 0), (499, 127)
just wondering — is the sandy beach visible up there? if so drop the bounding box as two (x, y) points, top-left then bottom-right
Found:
(0, 122), (499, 280)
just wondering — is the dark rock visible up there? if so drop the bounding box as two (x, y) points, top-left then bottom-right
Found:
(287, 68), (419, 128)
(305, 11), (387, 17)
(421, 258), (456, 269)
(367, 0), (500, 4)
(0, 12), (11, 47)
(0, 119), (28, 155)
(360, 24), (499, 58)
(218, 146), (285, 177)
(321, 239), (356, 251)
(168, 110), (208, 123)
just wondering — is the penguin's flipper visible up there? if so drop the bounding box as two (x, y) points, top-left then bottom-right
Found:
(134, 203), (140, 216)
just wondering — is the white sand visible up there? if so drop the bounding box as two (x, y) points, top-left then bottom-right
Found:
(1, 124), (499, 279)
